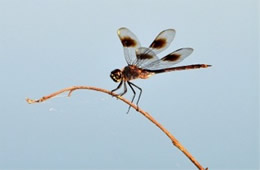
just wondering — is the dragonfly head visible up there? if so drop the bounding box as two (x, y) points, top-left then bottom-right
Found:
(110, 69), (122, 82)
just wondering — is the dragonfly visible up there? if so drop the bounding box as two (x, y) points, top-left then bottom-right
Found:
(110, 27), (211, 113)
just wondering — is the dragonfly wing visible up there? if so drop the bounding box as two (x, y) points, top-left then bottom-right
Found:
(149, 29), (176, 54)
(143, 48), (194, 70)
(117, 27), (141, 65)
(135, 47), (159, 68)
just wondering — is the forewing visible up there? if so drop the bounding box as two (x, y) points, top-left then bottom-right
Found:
(117, 27), (141, 65)
(149, 29), (176, 54)
(134, 47), (159, 68)
(142, 48), (194, 70)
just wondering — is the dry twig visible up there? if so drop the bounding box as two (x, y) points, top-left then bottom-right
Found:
(26, 85), (207, 170)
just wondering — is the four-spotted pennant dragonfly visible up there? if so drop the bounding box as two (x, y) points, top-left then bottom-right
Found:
(110, 27), (211, 113)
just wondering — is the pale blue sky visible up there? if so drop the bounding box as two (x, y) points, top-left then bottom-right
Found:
(0, 0), (259, 169)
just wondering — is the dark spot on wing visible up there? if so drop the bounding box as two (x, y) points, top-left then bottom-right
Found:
(137, 53), (154, 60)
(121, 36), (137, 47)
(162, 53), (181, 62)
(150, 38), (167, 49)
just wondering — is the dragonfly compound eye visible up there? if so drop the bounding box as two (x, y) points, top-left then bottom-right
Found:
(110, 69), (122, 82)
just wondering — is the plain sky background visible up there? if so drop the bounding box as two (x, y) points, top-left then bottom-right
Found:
(0, 0), (259, 169)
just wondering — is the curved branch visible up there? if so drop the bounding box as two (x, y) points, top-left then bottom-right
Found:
(26, 85), (207, 170)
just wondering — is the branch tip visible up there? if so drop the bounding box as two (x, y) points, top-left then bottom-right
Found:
(26, 98), (35, 104)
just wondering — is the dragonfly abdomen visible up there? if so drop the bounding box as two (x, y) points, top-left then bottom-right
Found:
(147, 64), (211, 74)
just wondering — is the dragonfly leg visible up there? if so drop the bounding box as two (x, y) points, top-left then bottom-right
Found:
(127, 81), (142, 112)
(118, 82), (127, 96)
(126, 82), (136, 113)
(111, 81), (123, 95)
(128, 82), (142, 111)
